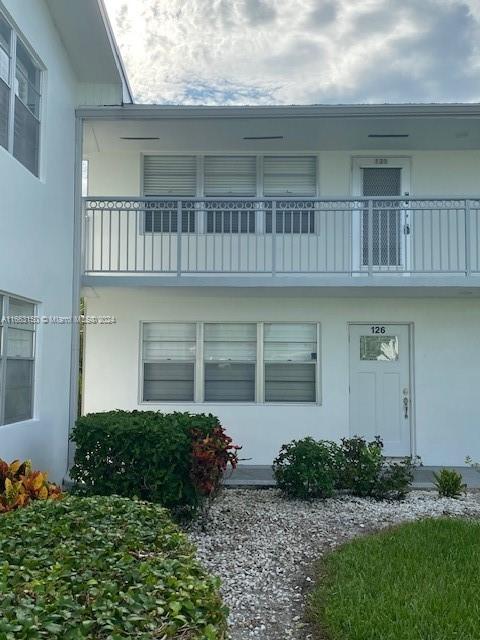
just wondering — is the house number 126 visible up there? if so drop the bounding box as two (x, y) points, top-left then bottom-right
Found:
(370, 326), (386, 334)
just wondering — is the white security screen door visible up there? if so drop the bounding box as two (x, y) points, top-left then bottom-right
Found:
(349, 324), (411, 457)
(352, 158), (411, 271)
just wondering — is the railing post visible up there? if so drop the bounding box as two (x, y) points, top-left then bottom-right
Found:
(177, 200), (182, 276)
(367, 198), (374, 276)
(80, 198), (87, 274)
(271, 200), (277, 276)
(465, 199), (471, 277)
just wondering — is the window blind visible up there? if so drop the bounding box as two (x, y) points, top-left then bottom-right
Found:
(263, 156), (316, 197)
(143, 156), (197, 232)
(143, 156), (197, 196)
(0, 78), (8, 149)
(264, 157), (316, 233)
(264, 323), (317, 402)
(204, 323), (256, 401)
(2, 296), (35, 424)
(204, 156), (256, 196)
(142, 323), (196, 401)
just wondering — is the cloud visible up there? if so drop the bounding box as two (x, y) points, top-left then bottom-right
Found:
(104, 0), (480, 105)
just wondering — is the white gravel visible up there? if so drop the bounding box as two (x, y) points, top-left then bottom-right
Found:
(188, 488), (480, 640)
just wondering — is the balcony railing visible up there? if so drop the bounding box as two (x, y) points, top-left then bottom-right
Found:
(82, 197), (480, 278)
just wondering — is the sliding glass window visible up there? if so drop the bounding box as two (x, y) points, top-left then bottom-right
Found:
(0, 8), (42, 176)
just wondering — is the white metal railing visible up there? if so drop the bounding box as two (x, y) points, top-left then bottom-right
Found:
(82, 197), (480, 277)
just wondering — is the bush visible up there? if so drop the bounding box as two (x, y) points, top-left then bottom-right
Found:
(336, 436), (384, 497)
(0, 495), (227, 639)
(372, 457), (415, 500)
(338, 436), (415, 499)
(70, 411), (239, 513)
(433, 468), (466, 498)
(0, 458), (62, 512)
(274, 435), (416, 501)
(273, 437), (340, 499)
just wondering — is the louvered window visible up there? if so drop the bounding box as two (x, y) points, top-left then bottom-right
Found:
(204, 323), (256, 402)
(142, 323), (196, 401)
(0, 10), (41, 176)
(204, 156), (256, 233)
(143, 156), (197, 232)
(264, 324), (317, 402)
(0, 295), (36, 424)
(264, 157), (316, 234)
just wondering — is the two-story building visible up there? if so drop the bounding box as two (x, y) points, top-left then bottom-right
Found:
(0, 0), (131, 481)
(81, 104), (480, 467)
(2, 1), (480, 479)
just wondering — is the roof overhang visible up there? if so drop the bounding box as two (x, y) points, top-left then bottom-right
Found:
(77, 102), (480, 120)
(46, 0), (132, 103)
(81, 103), (480, 154)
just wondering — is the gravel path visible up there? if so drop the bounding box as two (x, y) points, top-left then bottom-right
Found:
(188, 489), (480, 640)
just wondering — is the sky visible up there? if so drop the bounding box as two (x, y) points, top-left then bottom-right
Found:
(103, 0), (480, 105)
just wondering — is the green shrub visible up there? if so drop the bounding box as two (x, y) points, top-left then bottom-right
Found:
(274, 435), (415, 501)
(70, 411), (239, 513)
(372, 457), (416, 500)
(336, 436), (384, 497)
(433, 468), (467, 498)
(273, 437), (340, 499)
(0, 495), (226, 639)
(338, 436), (414, 499)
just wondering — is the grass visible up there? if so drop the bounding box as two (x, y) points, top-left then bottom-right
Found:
(309, 518), (480, 640)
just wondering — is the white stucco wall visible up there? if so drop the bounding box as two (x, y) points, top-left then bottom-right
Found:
(0, 0), (79, 481)
(86, 149), (480, 197)
(83, 288), (480, 467)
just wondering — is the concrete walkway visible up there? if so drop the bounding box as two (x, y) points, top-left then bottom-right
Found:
(224, 465), (480, 489)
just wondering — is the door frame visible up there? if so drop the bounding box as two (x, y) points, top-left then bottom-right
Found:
(351, 156), (412, 273)
(347, 321), (416, 458)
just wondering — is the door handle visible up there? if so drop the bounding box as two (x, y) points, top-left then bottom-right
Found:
(403, 396), (409, 419)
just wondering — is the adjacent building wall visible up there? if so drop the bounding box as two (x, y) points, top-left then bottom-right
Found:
(0, 0), (78, 481)
(83, 288), (480, 467)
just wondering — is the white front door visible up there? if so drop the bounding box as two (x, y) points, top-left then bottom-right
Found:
(352, 157), (411, 271)
(349, 323), (411, 457)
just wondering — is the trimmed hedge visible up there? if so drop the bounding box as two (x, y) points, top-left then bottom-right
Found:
(70, 411), (239, 511)
(0, 495), (227, 639)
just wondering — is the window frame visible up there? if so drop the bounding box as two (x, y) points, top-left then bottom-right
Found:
(139, 320), (322, 405)
(0, 293), (37, 425)
(0, 7), (43, 177)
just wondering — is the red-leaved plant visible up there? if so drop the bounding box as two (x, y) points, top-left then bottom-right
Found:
(190, 424), (241, 499)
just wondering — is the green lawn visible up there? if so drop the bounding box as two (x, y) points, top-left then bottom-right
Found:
(309, 518), (480, 640)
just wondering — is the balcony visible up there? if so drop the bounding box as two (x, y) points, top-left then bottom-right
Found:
(82, 197), (480, 287)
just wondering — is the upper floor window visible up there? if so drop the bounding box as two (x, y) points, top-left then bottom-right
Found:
(143, 155), (196, 232)
(0, 294), (36, 425)
(0, 12), (42, 176)
(142, 155), (318, 234)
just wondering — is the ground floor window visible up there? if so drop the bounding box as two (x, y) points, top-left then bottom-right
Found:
(0, 294), (36, 424)
(141, 321), (320, 403)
